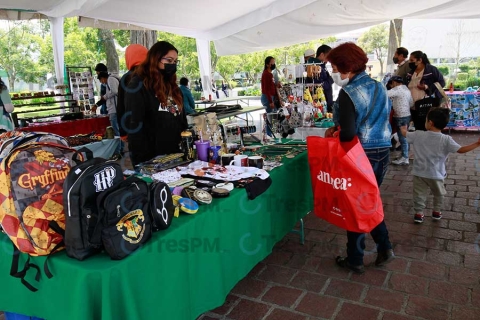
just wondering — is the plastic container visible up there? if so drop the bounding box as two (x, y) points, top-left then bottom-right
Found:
(4, 312), (44, 320)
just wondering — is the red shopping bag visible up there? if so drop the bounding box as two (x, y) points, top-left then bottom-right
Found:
(306, 136), (384, 233)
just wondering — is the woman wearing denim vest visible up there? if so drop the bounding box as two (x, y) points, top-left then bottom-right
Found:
(325, 43), (394, 273)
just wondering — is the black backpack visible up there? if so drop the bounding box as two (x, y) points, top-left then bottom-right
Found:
(63, 157), (124, 260)
(97, 176), (152, 260)
(149, 181), (175, 231)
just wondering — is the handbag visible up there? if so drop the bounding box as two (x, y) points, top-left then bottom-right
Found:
(307, 136), (384, 233)
(433, 82), (451, 109)
(414, 95), (440, 131)
(415, 96), (440, 117)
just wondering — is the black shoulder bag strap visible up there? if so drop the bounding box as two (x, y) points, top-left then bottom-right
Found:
(360, 81), (379, 126)
(10, 244), (41, 292)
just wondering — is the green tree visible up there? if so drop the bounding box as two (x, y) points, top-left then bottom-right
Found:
(437, 65), (449, 76)
(459, 64), (470, 72)
(0, 22), (45, 91)
(358, 24), (388, 76)
(62, 18), (105, 70)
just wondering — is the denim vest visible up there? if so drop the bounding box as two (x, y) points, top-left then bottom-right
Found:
(333, 72), (392, 149)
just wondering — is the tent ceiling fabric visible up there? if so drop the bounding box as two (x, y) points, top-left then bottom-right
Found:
(2, 0), (480, 55)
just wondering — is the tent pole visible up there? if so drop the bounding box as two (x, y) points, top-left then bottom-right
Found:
(49, 17), (65, 87)
(196, 38), (212, 99)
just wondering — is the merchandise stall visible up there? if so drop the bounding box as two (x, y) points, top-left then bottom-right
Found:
(10, 87), (110, 139)
(17, 115), (111, 137)
(0, 140), (312, 320)
(264, 80), (334, 141)
(446, 90), (480, 130)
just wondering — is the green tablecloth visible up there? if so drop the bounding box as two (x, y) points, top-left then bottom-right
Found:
(0, 150), (312, 320)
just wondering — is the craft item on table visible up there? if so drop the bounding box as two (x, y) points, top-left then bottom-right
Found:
(208, 145), (221, 164)
(248, 156), (264, 169)
(195, 140), (210, 162)
(178, 197), (199, 214)
(172, 195), (182, 217)
(136, 153), (187, 174)
(195, 179), (217, 190)
(305, 105), (315, 124)
(303, 88), (313, 103)
(263, 160), (283, 171)
(168, 177), (195, 188)
(220, 153), (235, 166)
(211, 187), (230, 198)
(151, 169), (182, 184)
(180, 131), (195, 160)
(288, 106), (303, 128)
(232, 154), (248, 167)
(177, 160), (270, 182)
(316, 86), (326, 103)
(194, 189), (213, 204)
(243, 145), (263, 152)
(171, 187), (184, 196)
(250, 145), (306, 162)
(181, 186), (213, 204)
(215, 182), (234, 191)
(193, 112), (224, 147)
(244, 175), (273, 200)
(65, 132), (102, 146)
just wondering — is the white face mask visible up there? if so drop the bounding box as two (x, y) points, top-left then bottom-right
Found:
(332, 72), (350, 87)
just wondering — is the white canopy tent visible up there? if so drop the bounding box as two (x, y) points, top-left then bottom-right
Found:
(2, 0), (480, 93)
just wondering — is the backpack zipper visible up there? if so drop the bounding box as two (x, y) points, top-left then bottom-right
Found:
(66, 164), (97, 217)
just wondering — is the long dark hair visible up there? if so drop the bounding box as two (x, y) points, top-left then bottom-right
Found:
(410, 51), (431, 65)
(264, 56), (274, 70)
(134, 41), (183, 111)
(0, 79), (6, 93)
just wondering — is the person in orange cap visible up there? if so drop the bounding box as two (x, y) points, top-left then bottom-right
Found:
(117, 44), (148, 137)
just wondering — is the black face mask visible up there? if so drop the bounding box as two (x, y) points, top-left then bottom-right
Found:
(270, 64), (276, 71)
(392, 57), (399, 64)
(409, 62), (417, 70)
(161, 63), (177, 78)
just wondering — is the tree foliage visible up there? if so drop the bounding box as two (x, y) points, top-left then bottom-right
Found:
(358, 24), (388, 76)
(437, 65), (449, 76)
(0, 22), (46, 91)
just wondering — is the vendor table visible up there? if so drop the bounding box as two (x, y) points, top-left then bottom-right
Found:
(214, 106), (264, 120)
(446, 91), (480, 130)
(18, 116), (111, 137)
(0, 147), (312, 320)
(289, 126), (327, 140)
(195, 96), (260, 108)
(72, 138), (119, 159)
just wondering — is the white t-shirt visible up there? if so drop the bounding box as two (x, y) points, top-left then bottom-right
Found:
(387, 85), (413, 118)
(407, 131), (461, 180)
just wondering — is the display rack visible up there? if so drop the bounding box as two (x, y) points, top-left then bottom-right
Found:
(66, 66), (96, 112)
(10, 92), (78, 128)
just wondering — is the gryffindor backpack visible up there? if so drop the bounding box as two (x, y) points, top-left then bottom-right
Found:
(0, 131), (82, 291)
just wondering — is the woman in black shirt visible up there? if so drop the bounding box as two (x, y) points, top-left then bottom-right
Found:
(124, 41), (187, 167)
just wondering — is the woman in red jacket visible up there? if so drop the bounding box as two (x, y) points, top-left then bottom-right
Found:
(261, 56), (277, 136)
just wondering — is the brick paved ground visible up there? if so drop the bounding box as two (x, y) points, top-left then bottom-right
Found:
(199, 131), (480, 320)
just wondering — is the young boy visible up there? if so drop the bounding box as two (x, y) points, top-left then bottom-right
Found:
(388, 75), (413, 165)
(401, 107), (480, 223)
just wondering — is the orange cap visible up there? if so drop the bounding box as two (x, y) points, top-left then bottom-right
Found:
(125, 44), (148, 70)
